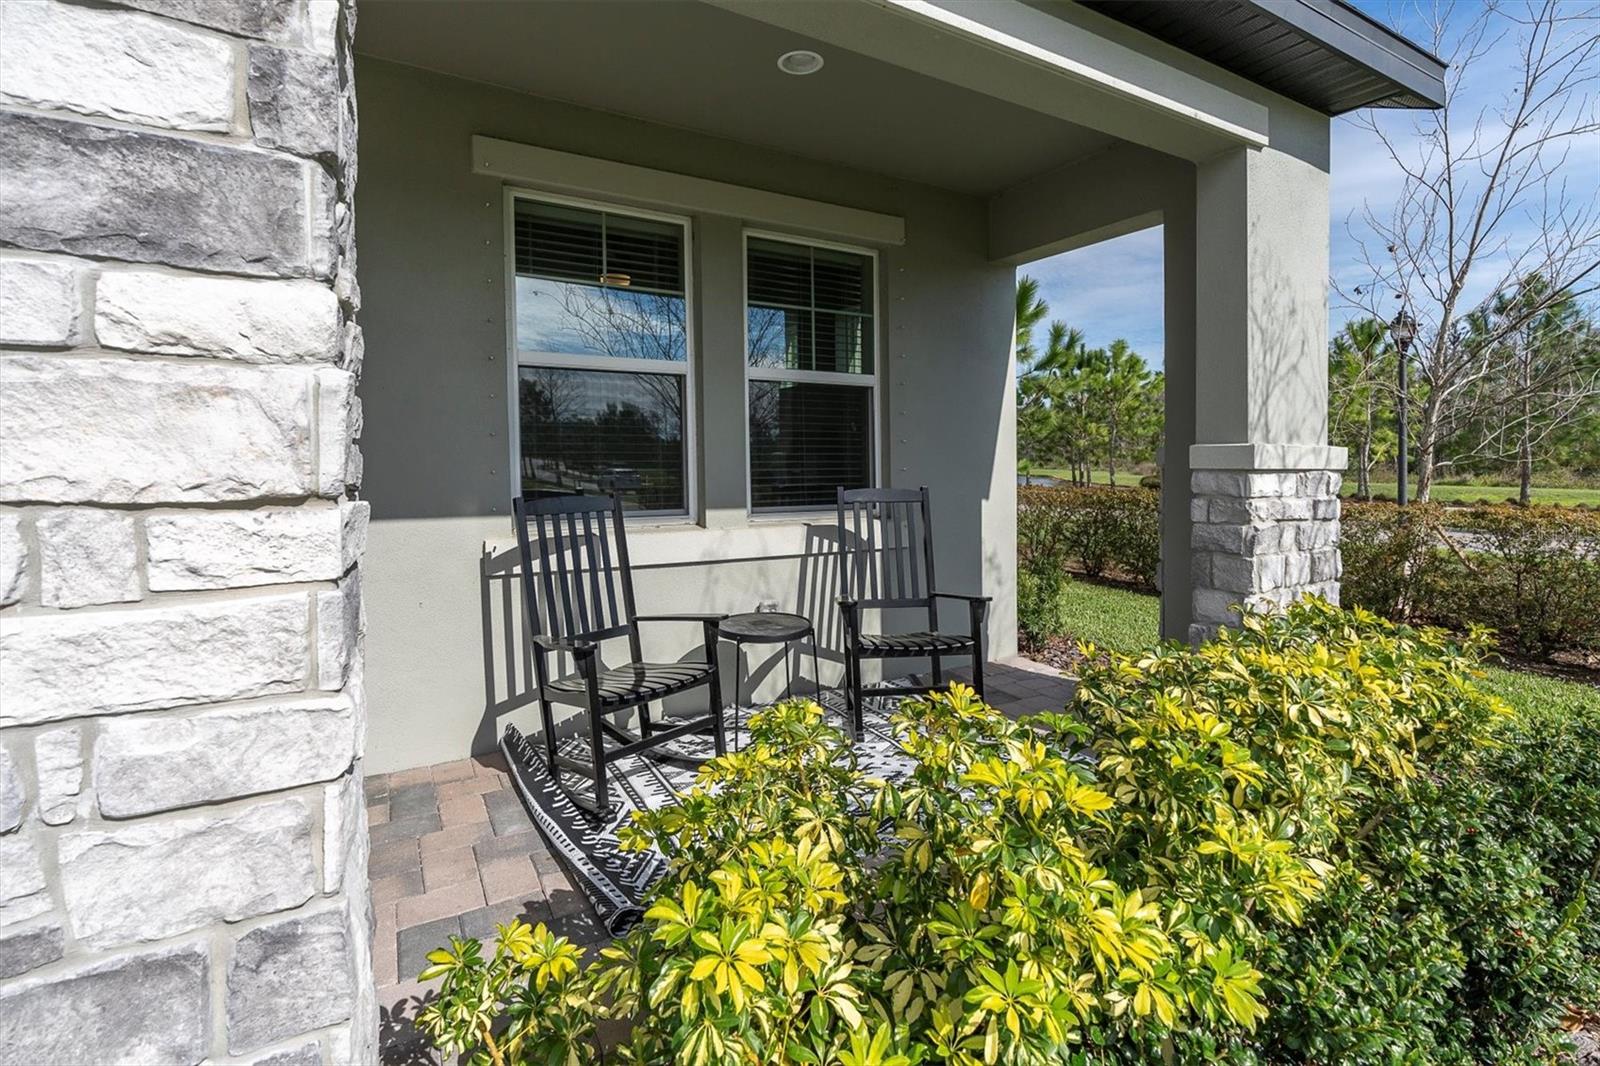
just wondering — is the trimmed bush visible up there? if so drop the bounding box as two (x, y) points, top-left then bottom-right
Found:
(1342, 501), (1600, 660)
(1021, 486), (1600, 662)
(418, 601), (1599, 1064)
(1018, 485), (1160, 589)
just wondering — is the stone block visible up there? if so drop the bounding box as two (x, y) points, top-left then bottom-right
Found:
(308, 0), (341, 56)
(0, 747), (22, 832)
(1247, 497), (1314, 522)
(115, 0), (302, 42)
(0, 921), (64, 980)
(341, 499), (369, 573)
(94, 694), (355, 817)
(323, 768), (365, 894)
(1313, 496), (1342, 520)
(0, 356), (316, 504)
(1191, 587), (1240, 626)
(97, 272), (340, 363)
(1247, 522), (1287, 554)
(1191, 471), (1294, 498)
(36, 508), (140, 608)
(1282, 552), (1314, 587)
(0, 112), (308, 277)
(316, 367), (357, 496)
(250, 1042), (323, 1066)
(316, 570), (362, 690)
(1300, 521), (1339, 550)
(0, 836), (50, 925)
(0, 513), (25, 606)
(1311, 549), (1341, 583)
(1205, 497), (1253, 525)
(0, 1), (233, 132)
(35, 727), (82, 826)
(0, 942), (209, 1066)
(146, 505), (345, 591)
(1256, 553), (1286, 591)
(1300, 470), (1342, 497)
(1191, 522), (1247, 554)
(227, 908), (354, 1053)
(249, 45), (341, 161)
(1209, 552), (1280, 595)
(59, 798), (314, 949)
(0, 593), (309, 727)
(1188, 496), (1209, 522)
(0, 258), (80, 347)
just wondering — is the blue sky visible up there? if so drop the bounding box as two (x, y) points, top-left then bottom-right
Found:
(1023, 1), (1599, 372)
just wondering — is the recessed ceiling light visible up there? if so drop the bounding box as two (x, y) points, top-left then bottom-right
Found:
(777, 50), (824, 76)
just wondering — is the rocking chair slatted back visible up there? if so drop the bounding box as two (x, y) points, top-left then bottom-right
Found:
(512, 494), (639, 652)
(836, 486), (937, 616)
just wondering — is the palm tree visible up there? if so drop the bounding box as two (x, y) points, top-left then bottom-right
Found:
(1328, 318), (1393, 500)
(1015, 275), (1049, 363)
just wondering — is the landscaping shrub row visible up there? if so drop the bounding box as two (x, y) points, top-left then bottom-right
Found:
(1018, 486), (1159, 642)
(1019, 485), (1600, 661)
(1341, 501), (1600, 660)
(419, 602), (1599, 1064)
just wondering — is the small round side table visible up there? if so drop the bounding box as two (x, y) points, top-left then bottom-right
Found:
(716, 611), (821, 746)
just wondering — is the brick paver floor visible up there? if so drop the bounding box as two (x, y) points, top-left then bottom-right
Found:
(371, 657), (1076, 1063)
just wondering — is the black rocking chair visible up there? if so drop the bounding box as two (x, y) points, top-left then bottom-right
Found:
(835, 487), (990, 735)
(512, 494), (726, 816)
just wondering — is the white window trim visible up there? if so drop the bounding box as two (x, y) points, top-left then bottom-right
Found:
(504, 188), (698, 521)
(742, 228), (882, 517)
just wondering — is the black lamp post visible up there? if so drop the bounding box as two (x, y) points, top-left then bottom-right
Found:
(1389, 310), (1417, 506)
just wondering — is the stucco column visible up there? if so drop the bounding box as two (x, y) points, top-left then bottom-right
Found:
(1186, 141), (1346, 642)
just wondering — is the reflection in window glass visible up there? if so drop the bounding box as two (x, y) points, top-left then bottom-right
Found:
(748, 380), (872, 511)
(746, 239), (872, 374)
(513, 200), (687, 362)
(518, 367), (686, 514)
(516, 278), (687, 361)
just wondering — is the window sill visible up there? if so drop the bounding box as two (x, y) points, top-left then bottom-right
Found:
(487, 517), (836, 570)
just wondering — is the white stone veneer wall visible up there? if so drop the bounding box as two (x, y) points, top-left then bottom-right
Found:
(0, 1), (375, 1061)
(1188, 469), (1343, 643)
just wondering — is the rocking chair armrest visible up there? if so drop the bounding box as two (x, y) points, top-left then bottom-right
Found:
(530, 633), (597, 659)
(930, 592), (993, 605)
(634, 614), (725, 666)
(634, 613), (728, 624)
(836, 597), (862, 638)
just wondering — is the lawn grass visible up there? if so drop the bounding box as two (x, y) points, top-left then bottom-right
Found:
(1353, 480), (1600, 508)
(1049, 577), (1599, 716)
(1021, 468), (1600, 507)
(1055, 579), (1162, 655)
(1023, 468), (1147, 488)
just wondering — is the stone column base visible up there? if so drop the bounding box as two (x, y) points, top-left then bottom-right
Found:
(1188, 469), (1342, 644)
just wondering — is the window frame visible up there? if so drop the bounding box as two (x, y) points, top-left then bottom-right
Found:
(742, 229), (882, 517)
(503, 188), (698, 521)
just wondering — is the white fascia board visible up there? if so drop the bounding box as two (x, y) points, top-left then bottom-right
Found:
(882, 0), (1268, 148)
(471, 137), (906, 247)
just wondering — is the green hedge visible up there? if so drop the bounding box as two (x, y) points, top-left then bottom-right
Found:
(1018, 485), (1160, 588)
(1342, 501), (1600, 660)
(1019, 486), (1600, 662)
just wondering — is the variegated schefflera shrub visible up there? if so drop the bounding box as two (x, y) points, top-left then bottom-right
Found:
(418, 599), (1521, 1066)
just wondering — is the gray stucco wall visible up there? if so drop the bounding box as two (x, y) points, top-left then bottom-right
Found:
(355, 57), (1017, 773)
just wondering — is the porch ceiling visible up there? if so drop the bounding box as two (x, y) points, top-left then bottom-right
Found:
(356, 0), (1118, 197)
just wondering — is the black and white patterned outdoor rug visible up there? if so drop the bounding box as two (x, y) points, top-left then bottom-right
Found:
(500, 695), (914, 936)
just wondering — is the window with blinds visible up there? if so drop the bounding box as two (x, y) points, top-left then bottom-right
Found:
(512, 195), (691, 515)
(746, 236), (876, 511)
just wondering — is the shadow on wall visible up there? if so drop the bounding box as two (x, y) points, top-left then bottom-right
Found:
(476, 523), (860, 754)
